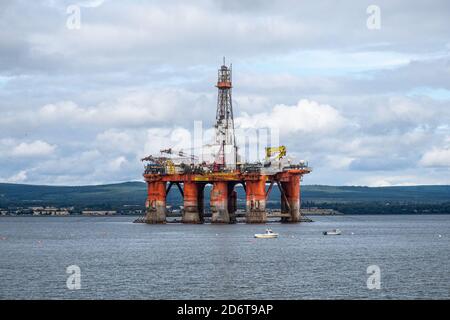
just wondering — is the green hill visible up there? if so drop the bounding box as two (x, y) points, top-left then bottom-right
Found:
(1, 182), (449, 209)
(299, 185), (450, 203)
(0, 182), (147, 208)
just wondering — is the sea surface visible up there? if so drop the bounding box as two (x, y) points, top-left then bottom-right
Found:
(0, 215), (449, 299)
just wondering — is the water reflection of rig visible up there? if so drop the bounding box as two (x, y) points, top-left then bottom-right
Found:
(141, 61), (311, 224)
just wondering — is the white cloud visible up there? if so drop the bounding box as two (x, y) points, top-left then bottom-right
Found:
(324, 155), (354, 170)
(373, 96), (438, 126)
(4, 170), (28, 183)
(37, 99), (157, 127)
(106, 156), (127, 172)
(8, 140), (56, 157)
(79, 0), (107, 8)
(236, 99), (348, 135)
(95, 129), (143, 154)
(142, 127), (194, 156)
(12, 89), (212, 130)
(351, 174), (448, 187)
(419, 147), (450, 167)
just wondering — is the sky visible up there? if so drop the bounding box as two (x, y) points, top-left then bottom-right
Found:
(0, 0), (449, 186)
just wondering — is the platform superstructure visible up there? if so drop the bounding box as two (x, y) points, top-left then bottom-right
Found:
(141, 61), (311, 224)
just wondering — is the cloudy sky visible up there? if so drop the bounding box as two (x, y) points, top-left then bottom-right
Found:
(1, 0), (449, 186)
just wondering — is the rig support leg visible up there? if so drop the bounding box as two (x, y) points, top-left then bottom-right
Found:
(145, 181), (167, 224)
(281, 175), (301, 223)
(227, 184), (237, 223)
(198, 184), (205, 222)
(245, 179), (267, 223)
(210, 181), (230, 223)
(182, 182), (203, 224)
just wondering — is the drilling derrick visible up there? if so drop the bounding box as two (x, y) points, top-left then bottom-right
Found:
(214, 59), (237, 169)
(141, 59), (312, 225)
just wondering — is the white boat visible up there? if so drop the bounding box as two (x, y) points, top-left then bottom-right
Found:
(254, 228), (279, 239)
(323, 229), (341, 235)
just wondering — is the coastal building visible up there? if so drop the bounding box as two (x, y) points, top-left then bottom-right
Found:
(30, 206), (70, 216)
(82, 210), (116, 216)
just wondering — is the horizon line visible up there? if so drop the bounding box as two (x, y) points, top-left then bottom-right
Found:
(0, 181), (449, 188)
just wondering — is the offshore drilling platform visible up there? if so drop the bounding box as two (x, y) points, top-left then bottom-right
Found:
(141, 61), (311, 224)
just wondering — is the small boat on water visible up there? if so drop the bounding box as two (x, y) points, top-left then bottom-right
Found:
(323, 229), (341, 235)
(254, 228), (279, 239)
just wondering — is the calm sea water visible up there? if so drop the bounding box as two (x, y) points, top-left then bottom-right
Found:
(0, 215), (449, 299)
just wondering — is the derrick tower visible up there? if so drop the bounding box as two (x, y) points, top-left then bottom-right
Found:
(214, 58), (237, 168)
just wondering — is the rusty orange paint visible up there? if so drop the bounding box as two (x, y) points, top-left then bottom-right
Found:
(143, 169), (309, 224)
(183, 181), (203, 223)
(245, 178), (267, 223)
(245, 179), (266, 207)
(281, 174), (301, 222)
(145, 181), (167, 223)
(147, 181), (166, 203)
(216, 81), (232, 88)
(210, 181), (230, 223)
(144, 170), (309, 183)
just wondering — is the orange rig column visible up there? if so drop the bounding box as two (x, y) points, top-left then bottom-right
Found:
(182, 182), (204, 224)
(227, 184), (237, 223)
(144, 181), (167, 224)
(281, 174), (301, 222)
(245, 178), (267, 223)
(210, 181), (231, 223)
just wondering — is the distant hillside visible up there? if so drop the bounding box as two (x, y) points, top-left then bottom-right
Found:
(300, 185), (450, 203)
(0, 182), (147, 207)
(1, 182), (449, 209)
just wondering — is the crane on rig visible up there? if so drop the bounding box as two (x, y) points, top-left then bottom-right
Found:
(160, 148), (199, 163)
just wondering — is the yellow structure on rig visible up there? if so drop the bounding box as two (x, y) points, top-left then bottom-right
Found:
(265, 146), (287, 161)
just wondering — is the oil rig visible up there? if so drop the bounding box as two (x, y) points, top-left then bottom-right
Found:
(141, 61), (311, 224)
